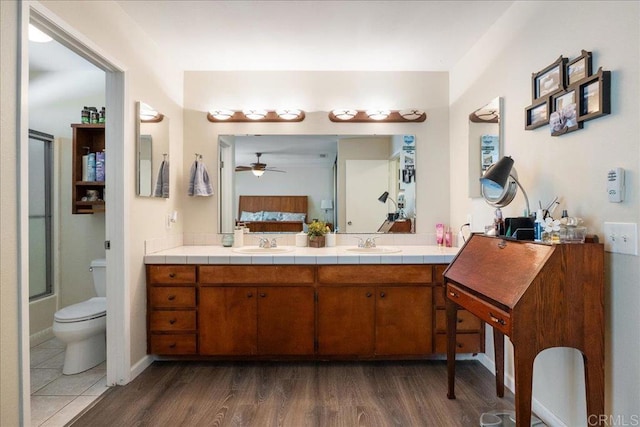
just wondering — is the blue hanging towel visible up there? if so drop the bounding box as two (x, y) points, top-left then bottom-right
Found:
(188, 159), (213, 197)
(153, 160), (169, 198)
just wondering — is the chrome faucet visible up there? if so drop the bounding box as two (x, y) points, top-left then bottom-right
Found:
(258, 237), (278, 248)
(355, 237), (378, 248)
(258, 237), (271, 248)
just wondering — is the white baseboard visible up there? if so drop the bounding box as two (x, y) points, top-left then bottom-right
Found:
(475, 354), (566, 427)
(129, 354), (154, 382)
(30, 328), (54, 348)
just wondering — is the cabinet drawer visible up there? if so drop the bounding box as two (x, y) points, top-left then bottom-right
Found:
(148, 265), (196, 284)
(435, 309), (481, 332)
(446, 283), (510, 335)
(149, 287), (196, 308)
(150, 334), (197, 355)
(150, 310), (196, 332)
(199, 265), (314, 284)
(434, 333), (482, 354)
(318, 265), (432, 284)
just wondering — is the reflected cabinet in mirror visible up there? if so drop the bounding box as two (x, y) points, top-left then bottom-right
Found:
(468, 97), (502, 198)
(217, 134), (416, 234)
(136, 102), (169, 197)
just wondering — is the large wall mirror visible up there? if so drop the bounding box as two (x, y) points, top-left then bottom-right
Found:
(136, 101), (169, 197)
(468, 97), (502, 198)
(217, 134), (416, 234)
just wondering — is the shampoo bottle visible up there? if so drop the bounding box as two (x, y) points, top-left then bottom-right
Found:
(534, 209), (544, 241)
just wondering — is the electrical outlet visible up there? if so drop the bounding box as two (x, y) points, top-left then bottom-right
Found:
(603, 222), (638, 255)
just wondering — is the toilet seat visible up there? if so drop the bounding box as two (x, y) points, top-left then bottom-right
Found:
(54, 297), (106, 323)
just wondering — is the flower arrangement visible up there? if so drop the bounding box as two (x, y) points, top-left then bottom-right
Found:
(307, 220), (330, 248)
(307, 220), (329, 237)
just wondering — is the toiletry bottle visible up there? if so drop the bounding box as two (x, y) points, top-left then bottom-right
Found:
(99, 107), (106, 124)
(233, 227), (244, 247)
(534, 209), (544, 241)
(444, 227), (452, 247)
(436, 223), (444, 246)
(81, 106), (90, 124)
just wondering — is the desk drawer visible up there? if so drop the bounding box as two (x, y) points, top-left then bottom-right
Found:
(150, 310), (196, 332)
(149, 287), (196, 308)
(446, 283), (510, 335)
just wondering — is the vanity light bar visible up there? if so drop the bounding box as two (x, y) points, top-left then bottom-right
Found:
(328, 109), (426, 122)
(207, 109), (306, 122)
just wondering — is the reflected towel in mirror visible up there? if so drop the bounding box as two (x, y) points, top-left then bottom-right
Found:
(153, 160), (169, 198)
(188, 159), (213, 197)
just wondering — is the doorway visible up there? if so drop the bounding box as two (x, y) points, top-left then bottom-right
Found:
(23, 5), (127, 425)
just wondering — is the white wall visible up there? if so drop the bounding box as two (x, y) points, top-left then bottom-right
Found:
(449, 2), (639, 425)
(1, 1), (22, 423)
(183, 71), (451, 237)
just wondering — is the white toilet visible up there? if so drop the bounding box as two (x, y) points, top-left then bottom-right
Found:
(53, 259), (107, 375)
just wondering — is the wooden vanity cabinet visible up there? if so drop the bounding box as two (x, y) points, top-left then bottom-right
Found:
(146, 265), (197, 355)
(317, 265), (433, 357)
(146, 262), (482, 359)
(198, 266), (315, 356)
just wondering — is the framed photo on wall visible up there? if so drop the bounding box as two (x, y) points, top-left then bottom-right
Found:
(525, 99), (550, 130)
(550, 88), (582, 136)
(578, 67), (611, 122)
(567, 50), (592, 85)
(532, 56), (567, 100)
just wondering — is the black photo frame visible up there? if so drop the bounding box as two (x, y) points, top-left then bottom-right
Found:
(532, 56), (567, 100)
(567, 50), (592, 85)
(525, 99), (550, 130)
(578, 67), (611, 122)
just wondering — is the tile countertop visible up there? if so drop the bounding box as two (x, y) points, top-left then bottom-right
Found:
(144, 245), (460, 265)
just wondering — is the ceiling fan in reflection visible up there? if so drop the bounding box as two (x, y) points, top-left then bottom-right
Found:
(234, 152), (286, 177)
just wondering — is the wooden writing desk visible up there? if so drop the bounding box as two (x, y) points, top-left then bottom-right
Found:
(444, 234), (604, 426)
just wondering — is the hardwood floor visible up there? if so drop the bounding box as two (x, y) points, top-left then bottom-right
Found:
(71, 360), (516, 426)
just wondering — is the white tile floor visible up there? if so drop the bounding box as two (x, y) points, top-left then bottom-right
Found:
(30, 338), (109, 426)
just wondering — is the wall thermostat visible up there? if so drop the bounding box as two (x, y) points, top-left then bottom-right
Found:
(607, 168), (625, 203)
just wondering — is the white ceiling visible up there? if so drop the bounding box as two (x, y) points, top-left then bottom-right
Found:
(115, 0), (513, 71)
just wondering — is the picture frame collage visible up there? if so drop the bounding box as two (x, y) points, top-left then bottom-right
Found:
(525, 50), (611, 136)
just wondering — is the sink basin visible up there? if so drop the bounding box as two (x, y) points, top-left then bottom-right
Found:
(343, 246), (402, 254)
(232, 246), (294, 254)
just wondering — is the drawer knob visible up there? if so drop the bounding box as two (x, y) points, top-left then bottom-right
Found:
(169, 343), (176, 348)
(366, 292), (372, 298)
(169, 273), (176, 278)
(167, 295), (176, 301)
(169, 318), (177, 325)
(449, 291), (459, 298)
(489, 312), (506, 326)
(259, 293), (266, 298)
(247, 292), (253, 298)
(457, 318), (464, 323)
(457, 342), (463, 348)
(380, 292), (386, 298)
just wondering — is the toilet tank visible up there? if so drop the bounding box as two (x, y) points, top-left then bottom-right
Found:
(90, 259), (107, 297)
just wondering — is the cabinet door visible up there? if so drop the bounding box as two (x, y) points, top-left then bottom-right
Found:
(375, 286), (432, 356)
(317, 287), (375, 356)
(199, 287), (257, 355)
(257, 287), (315, 355)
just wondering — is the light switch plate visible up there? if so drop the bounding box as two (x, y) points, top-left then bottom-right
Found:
(603, 222), (638, 255)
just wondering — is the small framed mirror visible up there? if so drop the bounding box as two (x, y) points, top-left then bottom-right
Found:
(468, 97), (501, 198)
(135, 101), (169, 197)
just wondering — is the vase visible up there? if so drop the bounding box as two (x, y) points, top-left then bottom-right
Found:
(308, 235), (326, 248)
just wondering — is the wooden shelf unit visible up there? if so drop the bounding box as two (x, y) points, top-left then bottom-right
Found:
(71, 123), (105, 214)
